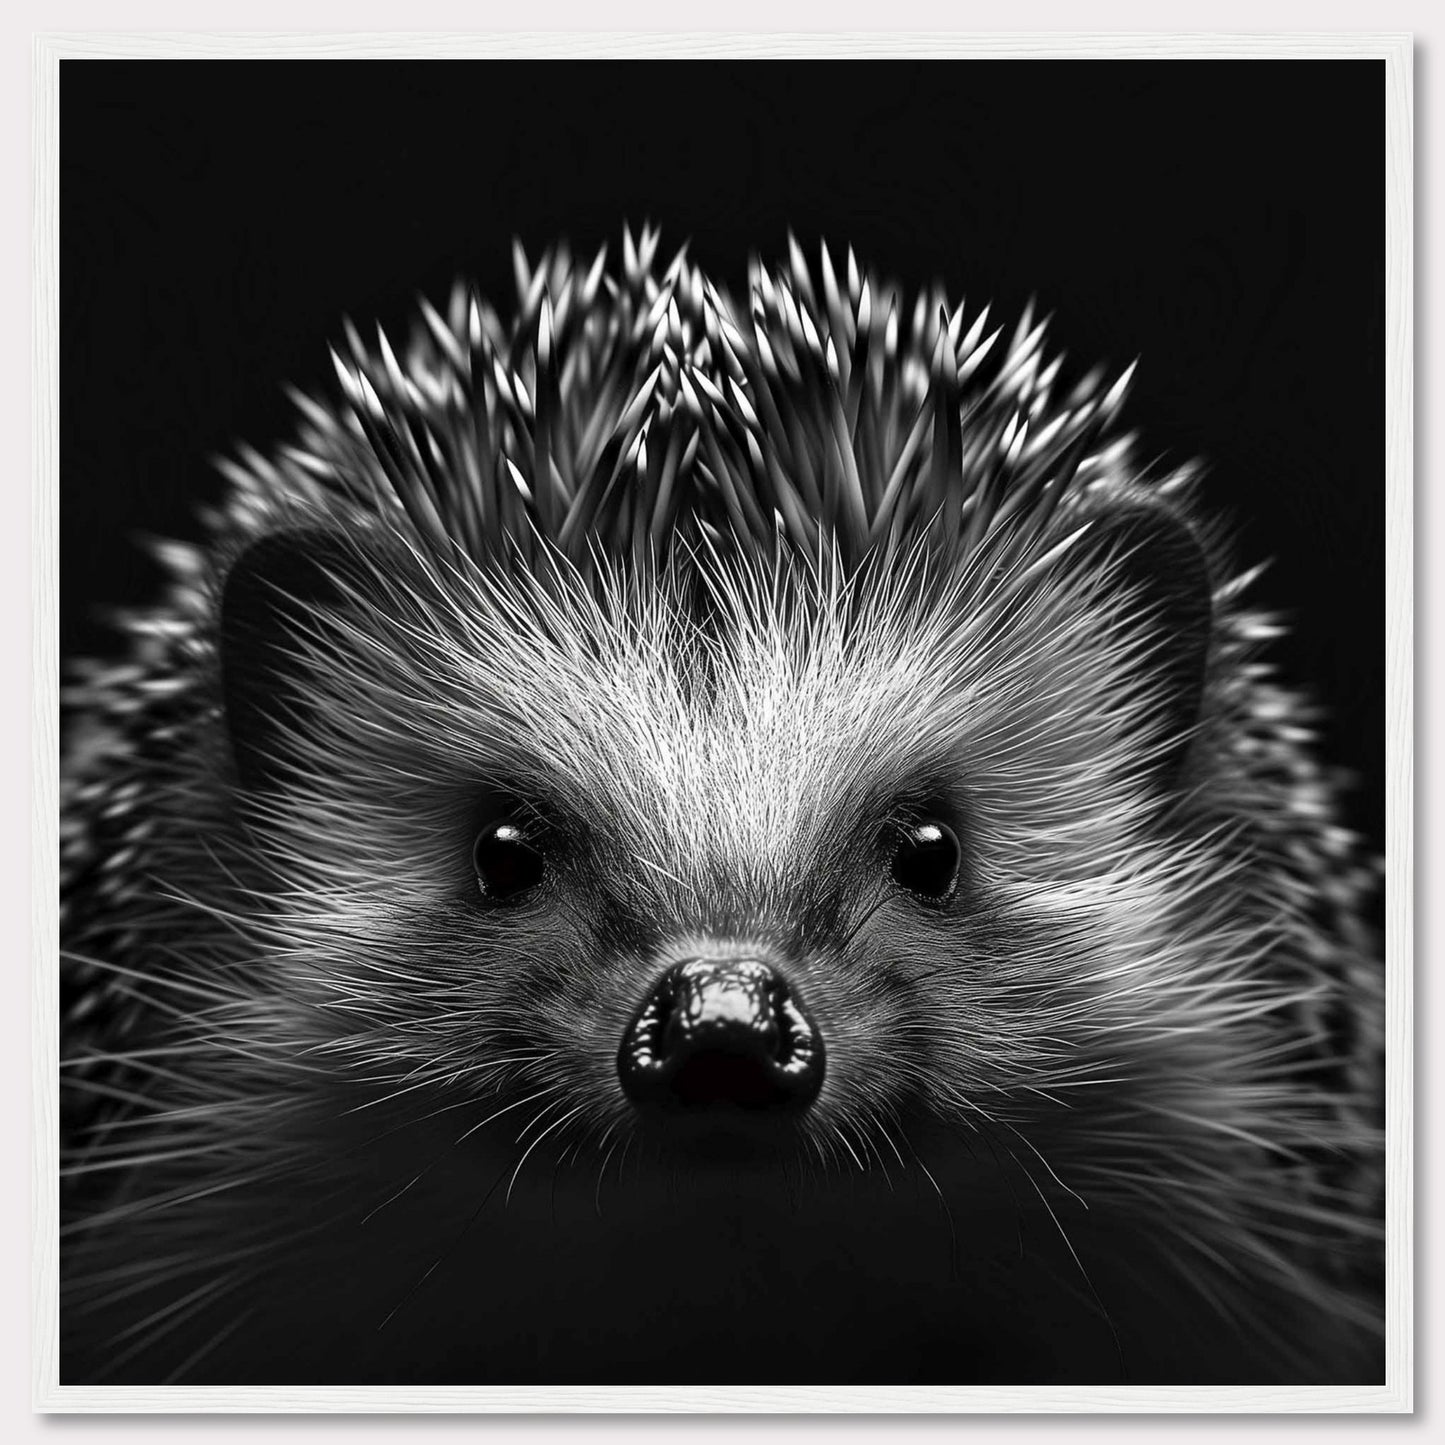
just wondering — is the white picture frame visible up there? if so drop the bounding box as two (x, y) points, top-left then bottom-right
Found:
(29, 28), (1413, 1417)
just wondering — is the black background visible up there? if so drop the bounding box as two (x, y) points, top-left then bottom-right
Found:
(60, 59), (1385, 854)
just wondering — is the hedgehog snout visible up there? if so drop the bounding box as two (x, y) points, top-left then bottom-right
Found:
(617, 956), (825, 1116)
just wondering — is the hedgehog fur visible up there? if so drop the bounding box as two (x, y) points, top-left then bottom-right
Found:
(59, 227), (1385, 1386)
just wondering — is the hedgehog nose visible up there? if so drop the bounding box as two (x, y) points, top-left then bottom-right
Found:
(618, 957), (824, 1114)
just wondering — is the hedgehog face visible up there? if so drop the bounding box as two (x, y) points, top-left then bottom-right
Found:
(214, 519), (1232, 1190)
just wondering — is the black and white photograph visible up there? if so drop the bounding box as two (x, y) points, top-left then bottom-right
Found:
(46, 42), (1404, 1404)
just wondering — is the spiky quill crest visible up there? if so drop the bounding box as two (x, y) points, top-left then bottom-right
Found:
(60, 227), (1385, 1384)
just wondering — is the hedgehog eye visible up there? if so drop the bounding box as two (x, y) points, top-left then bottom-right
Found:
(890, 820), (961, 902)
(472, 822), (545, 903)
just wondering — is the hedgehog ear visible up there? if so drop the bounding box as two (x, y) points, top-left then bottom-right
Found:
(219, 528), (359, 793)
(1072, 499), (1214, 789)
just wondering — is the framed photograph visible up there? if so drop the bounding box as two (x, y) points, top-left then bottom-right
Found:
(36, 33), (1412, 1412)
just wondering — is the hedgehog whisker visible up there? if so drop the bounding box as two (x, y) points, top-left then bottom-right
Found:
(375, 1148), (520, 1335)
(506, 1102), (588, 1206)
(162, 1306), (262, 1387)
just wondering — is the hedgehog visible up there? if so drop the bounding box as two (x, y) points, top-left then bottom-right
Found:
(59, 227), (1385, 1387)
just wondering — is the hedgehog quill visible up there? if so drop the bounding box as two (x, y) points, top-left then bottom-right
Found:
(60, 228), (1384, 1386)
